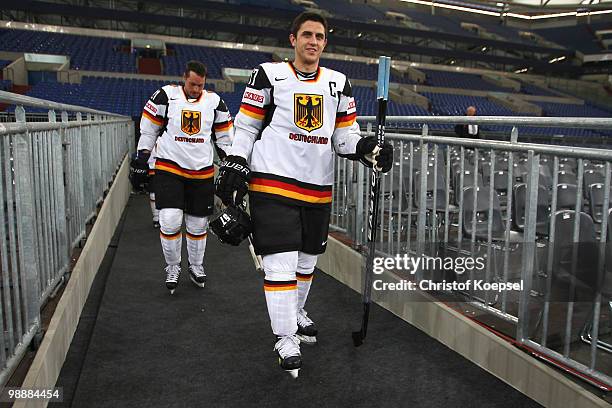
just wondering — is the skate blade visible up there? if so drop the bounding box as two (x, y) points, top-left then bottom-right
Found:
(189, 275), (206, 288)
(277, 358), (301, 379)
(286, 368), (300, 379)
(296, 334), (317, 345)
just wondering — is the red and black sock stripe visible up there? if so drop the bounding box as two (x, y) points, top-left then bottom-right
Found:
(160, 230), (181, 240)
(296, 272), (314, 282)
(263, 279), (297, 292)
(186, 231), (207, 241)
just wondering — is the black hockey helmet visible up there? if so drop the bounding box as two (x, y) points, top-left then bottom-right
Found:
(210, 205), (253, 246)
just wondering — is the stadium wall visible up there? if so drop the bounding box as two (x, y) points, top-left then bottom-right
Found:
(14, 156), (130, 408)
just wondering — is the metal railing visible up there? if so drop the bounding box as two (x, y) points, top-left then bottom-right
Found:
(331, 115), (612, 390)
(0, 91), (134, 387)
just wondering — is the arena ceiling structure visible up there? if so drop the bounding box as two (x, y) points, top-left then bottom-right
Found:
(406, 0), (612, 16)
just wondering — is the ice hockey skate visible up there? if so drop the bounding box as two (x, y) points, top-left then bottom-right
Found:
(188, 264), (206, 288)
(274, 335), (302, 379)
(296, 308), (318, 345)
(165, 264), (181, 294)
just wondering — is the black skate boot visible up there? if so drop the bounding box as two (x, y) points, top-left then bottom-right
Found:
(165, 264), (180, 294)
(297, 308), (318, 345)
(274, 335), (302, 379)
(189, 264), (207, 288)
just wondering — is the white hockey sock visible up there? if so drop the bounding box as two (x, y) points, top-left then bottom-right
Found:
(263, 252), (299, 337)
(297, 252), (317, 310)
(297, 274), (313, 310)
(185, 214), (208, 266)
(149, 192), (159, 222)
(159, 208), (183, 265)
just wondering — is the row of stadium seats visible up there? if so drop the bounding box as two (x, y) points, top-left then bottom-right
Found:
(421, 69), (511, 92)
(338, 0), (604, 54)
(314, 0), (385, 23)
(393, 146), (612, 238)
(519, 82), (560, 98)
(163, 49), (410, 84)
(422, 93), (516, 116)
(246, 0), (604, 54)
(0, 28), (600, 97)
(380, 145), (612, 337)
(232, 0), (303, 13)
(0, 7), (607, 60)
(18, 78), (168, 116)
(12, 77), (611, 140)
(0, 29), (135, 72)
(534, 24), (604, 55)
(395, 9), (479, 38)
(533, 101), (611, 118)
(0, 80), (12, 91)
(320, 59), (410, 84)
(398, 92), (610, 138)
(163, 44), (272, 78)
(475, 22), (534, 46)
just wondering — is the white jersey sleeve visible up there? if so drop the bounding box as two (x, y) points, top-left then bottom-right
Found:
(212, 98), (234, 159)
(230, 65), (272, 160)
(332, 78), (361, 156)
(138, 87), (168, 152)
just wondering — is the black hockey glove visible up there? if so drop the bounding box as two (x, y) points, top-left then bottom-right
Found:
(356, 136), (394, 173)
(215, 155), (251, 206)
(129, 150), (150, 191)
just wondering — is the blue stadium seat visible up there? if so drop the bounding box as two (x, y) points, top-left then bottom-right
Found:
(315, 0), (385, 22)
(534, 25), (603, 54)
(163, 45), (272, 78)
(232, 0), (303, 12)
(520, 82), (559, 97)
(421, 69), (509, 92)
(0, 79), (12, 91)
(0, 29), (136, 73)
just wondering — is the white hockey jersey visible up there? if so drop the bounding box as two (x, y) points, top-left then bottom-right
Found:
(230, 62), (361, 206)
(138, 84), (233, 180)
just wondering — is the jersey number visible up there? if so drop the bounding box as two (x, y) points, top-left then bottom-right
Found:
(248, 69), (260, 87)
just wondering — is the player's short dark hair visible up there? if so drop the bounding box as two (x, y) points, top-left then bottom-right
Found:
(290, 12), (328, 38)
(184, 60), (207, 78)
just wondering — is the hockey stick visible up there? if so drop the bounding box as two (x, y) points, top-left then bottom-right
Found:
(352, 56), (391, 347)
(231, 191), (263, 272)
(248, 234), (264, 273)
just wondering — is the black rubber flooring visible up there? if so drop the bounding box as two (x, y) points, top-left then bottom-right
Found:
(53, 195), (541, 408)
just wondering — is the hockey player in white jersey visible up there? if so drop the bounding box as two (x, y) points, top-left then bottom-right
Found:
(133, 60), (234, 294)
(215, 13), (393, 377)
